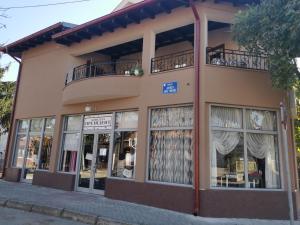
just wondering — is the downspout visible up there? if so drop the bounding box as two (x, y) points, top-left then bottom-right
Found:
(2, 52), (22, 179)
(189, 0), (201, 216)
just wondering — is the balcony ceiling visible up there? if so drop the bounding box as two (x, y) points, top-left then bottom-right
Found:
(95, 21), (229, 59)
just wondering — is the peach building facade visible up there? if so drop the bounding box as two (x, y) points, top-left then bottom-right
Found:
(1, 0), (299, 220)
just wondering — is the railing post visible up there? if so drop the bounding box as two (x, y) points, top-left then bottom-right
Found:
(72, 68), (75, 81)
(150, 58), (153, 73)
(65, 74), (68, 86)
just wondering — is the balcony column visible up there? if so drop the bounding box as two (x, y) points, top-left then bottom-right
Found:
(142, 30), (156, 75)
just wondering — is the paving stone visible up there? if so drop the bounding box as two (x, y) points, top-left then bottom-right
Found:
(0, 180), (298, 225)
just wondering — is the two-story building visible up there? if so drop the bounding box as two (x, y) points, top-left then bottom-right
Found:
(1, 0), (299, 220)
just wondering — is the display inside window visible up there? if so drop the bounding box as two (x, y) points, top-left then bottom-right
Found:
(210, 106), (281, 189)
(13, 134), (27, 168)
(111, 111), (138, 179)
(24, 135), (41, 180)
(13, 118), (55, 180)
(148, 106), (193, 185)
(111, 131), (137, 178)
(39, 135), (53, 170)
(211, 131), (245, 187)
(59, 133), (80, 173)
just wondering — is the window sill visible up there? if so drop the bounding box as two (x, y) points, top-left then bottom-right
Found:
(56, 171), (77, 175)
(108, 176), (135, 182)
(146, 180), (193, 188)
(209, 187), (284, 192)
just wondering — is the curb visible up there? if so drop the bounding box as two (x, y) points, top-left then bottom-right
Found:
(62, 209), (98, 225)
(0, 198), (132, 225)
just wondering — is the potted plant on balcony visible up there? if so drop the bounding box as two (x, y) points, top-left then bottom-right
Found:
(130, 63), (144, 76)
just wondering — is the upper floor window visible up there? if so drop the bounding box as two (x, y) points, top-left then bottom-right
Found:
(210, 105), (281, 189)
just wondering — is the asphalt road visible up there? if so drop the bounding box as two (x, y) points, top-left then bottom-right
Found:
(0, 207), (87, 225)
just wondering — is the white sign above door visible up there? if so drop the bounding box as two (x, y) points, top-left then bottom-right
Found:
(83, 114), (113, 131)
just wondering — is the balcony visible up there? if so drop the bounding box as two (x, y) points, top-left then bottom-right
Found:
(65, 60), (143, 85)
(151, 49), (194, 74)
(63, 60), (142, 105)
(206, 47), (268, 71)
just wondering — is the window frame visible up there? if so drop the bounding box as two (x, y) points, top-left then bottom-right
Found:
(57, 110), (139, 180)
(57, 115), (84, 174)
(12, 117), (56, 173)
(146, 104), (194, 187)
(209, 104), (284, 191)
(109, 111), (138, 180)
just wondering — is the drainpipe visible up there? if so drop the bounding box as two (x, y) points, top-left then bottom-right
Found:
(2, 52), (22, 179)
(189, 0), (201, 216)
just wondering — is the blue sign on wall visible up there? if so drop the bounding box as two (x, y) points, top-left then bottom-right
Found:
(162, 81), (178, 94)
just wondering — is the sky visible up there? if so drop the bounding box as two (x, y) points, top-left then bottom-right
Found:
(0, 0), (122, 81)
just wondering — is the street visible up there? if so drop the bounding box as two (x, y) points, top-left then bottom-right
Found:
(0, 207), (87, 225)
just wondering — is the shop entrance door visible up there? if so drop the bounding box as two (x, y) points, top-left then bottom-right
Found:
(77, 133), (110, 194)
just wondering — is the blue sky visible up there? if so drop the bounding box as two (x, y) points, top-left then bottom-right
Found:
(0, 0), (122, 81)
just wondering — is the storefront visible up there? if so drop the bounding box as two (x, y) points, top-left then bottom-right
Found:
(12, 111), (138, 194)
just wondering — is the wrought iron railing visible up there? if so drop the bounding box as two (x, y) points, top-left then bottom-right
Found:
(65, 60), (142, 85)
(151, 50), (194, 73)
(206, 47), (268, 71)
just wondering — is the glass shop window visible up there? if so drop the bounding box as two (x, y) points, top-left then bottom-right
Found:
(210, 106), (281, 189)
(59, 116), (82, 173)
(111, 111), (138, 179)
(148, 106), (193, 185)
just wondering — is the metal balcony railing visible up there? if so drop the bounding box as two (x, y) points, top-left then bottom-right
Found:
(151, 50), (194, 74)
(206, 47), (268, 71)
(65, 60), (142, 85)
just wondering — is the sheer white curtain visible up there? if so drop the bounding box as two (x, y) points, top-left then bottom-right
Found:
(211, 107), (280, 189)
(149, 106), (193, 185)
(211, 106), (242, 129)
(211, 107), (242, 186)
(211, 131), (241, 186)
(149, 130), (193, 185)
(246, 110), (279, 189)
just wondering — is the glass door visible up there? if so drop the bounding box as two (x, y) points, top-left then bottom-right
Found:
(78, 134), (94, 190)
(93, 133), (110, 191)
(21, 135), (41, 182)
(77, 133), (110, 193)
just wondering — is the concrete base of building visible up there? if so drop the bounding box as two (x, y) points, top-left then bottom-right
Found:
(4, 168), (21, 182)
(32, 171), (76, 191)
(105, 178), (194, 213)
(105, 178), (299, 220)
(200, 189), (292, 220)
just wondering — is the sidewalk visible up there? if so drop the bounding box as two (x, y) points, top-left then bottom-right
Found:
(0, 180), (298, 225)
